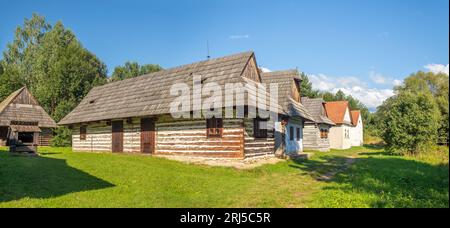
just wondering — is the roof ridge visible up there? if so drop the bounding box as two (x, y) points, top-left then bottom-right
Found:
(262, 69), (298, 75)
(0, 87), (26, 115)
(96, 51), (254, 90)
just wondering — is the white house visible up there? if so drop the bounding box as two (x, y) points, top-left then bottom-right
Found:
(350, 110), (364, 146)
(324, 101), (357, 150)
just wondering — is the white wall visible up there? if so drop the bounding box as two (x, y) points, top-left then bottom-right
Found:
(329, 124), (352, 150)
(350, 116), (363, 146)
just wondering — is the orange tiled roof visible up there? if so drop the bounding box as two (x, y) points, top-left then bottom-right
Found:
(324, 101), (349, 124)
(350, 110), (361, 126)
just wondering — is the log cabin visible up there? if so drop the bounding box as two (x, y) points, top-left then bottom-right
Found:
(301, 97), (335, 152)
(59, 51), (314, 159)
(0, 87), (57, 152)
(261, 70), (315, 155)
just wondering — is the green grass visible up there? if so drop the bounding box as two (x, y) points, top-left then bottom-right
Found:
(0, 145), (448, 208)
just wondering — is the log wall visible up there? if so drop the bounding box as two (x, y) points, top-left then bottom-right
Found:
(72, 118), (141, 153)
(38, 128), (53, 146)
(71, 115), (278, 159)
(243, 118), (275, 158)
(303, 123), (331, 152)
(155, 116), (244, 158)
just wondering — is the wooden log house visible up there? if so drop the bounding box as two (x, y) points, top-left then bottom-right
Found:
(59, 51), (314, 159)
(301, 97), (336, 152)
(0, 87), (57, 153)
(261, 71), (316, 155)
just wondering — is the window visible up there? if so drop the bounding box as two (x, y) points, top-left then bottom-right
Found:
(296, 128), (300, 141)
(320, 128), (329, 139)
(344, 129), (349, 139)
(254, 118), (268, 138)
(289, 126), (294, 141)
(206, 118), (223, 138)
(80, 126), (87, 141)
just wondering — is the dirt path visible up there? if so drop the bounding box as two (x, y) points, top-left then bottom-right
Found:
(316, 156), (357, 181)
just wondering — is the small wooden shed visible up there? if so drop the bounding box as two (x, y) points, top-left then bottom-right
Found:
(0, 87), (57, 153)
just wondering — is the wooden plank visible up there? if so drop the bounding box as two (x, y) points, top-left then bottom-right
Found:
(112, 120), (123, 153)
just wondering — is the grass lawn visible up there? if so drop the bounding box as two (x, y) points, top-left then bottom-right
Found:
(0, 145), (448, 208)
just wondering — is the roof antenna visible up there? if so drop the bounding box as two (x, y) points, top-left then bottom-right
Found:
(206, 40), (211, 60)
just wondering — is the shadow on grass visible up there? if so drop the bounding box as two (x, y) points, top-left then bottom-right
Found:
(0, 152), (114, 203)
(289, 152), (449, 207)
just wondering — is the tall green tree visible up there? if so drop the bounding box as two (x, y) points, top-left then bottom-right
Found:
(111, 61), (162, 82)
(299, 72), (319, 98)
(377, 91), (441, 154)
(1, 14), (108, 146)
(395, 71), (449, 145)
(0, 13), (51, 100)
(32, 21), (108, 122)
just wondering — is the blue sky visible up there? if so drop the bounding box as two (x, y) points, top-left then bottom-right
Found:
(0, 0), (448, 110)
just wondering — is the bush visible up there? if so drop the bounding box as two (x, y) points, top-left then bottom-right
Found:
(378, 92), (441, 154)
(51, 127), (72, 147)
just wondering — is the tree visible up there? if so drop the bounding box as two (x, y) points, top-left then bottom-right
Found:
(335, 90), (346, 101)
(31, 21), (108, 121)
(377, 92), (441, 154)
(299, 72), (319, 98)
(0, 13), (51, 100)
(395, 71), (449, 145)
(1, 14), (108, 146)
(111, 61), (162, 82)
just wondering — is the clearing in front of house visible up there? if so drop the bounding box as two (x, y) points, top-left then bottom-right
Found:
(0, 146), (448, 208)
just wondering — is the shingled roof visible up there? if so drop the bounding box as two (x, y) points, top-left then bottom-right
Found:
(261, 70), (315, 121)
(60, 51), (288, 125)
(0, 87), (57, 128)
(301, 97), (335, 125)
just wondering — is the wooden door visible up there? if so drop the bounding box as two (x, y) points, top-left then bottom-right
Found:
(141, 118), (155, 154)
(112, 120), (123, 153)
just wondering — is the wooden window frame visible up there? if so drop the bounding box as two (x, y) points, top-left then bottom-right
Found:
(320, 128), (329, 139)
(253, 118), (268, 139)
(80, 126), (87, 141)
(296, 128), (301, 141)
(206, 118), (223, 138)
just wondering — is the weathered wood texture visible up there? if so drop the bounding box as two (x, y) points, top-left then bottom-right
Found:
(303, 123), (330, 152)
(0, 87), (56, 127)
(72, 118), (141, 153)
(242, 56), (261, 82)
(155, 116), (244, 158)
(243, 118), (275, 158)
(38, 128), (53, 146)
(72, 116), (256, 158)
(0, 126), (7, 146)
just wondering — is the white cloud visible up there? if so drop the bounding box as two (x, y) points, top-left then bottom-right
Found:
(229, 34), (250, 39)
(392, 79), (402, 86)
(309, 73), (395, 111)
(260, 67), (272, 73)
(369, 71), (402, 86)
(369, 71), (386, 84)
(424, 64), (449, 75)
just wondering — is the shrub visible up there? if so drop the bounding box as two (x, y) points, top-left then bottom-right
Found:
(51, 126), (72, 147)
(378, 92), (441, 154)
